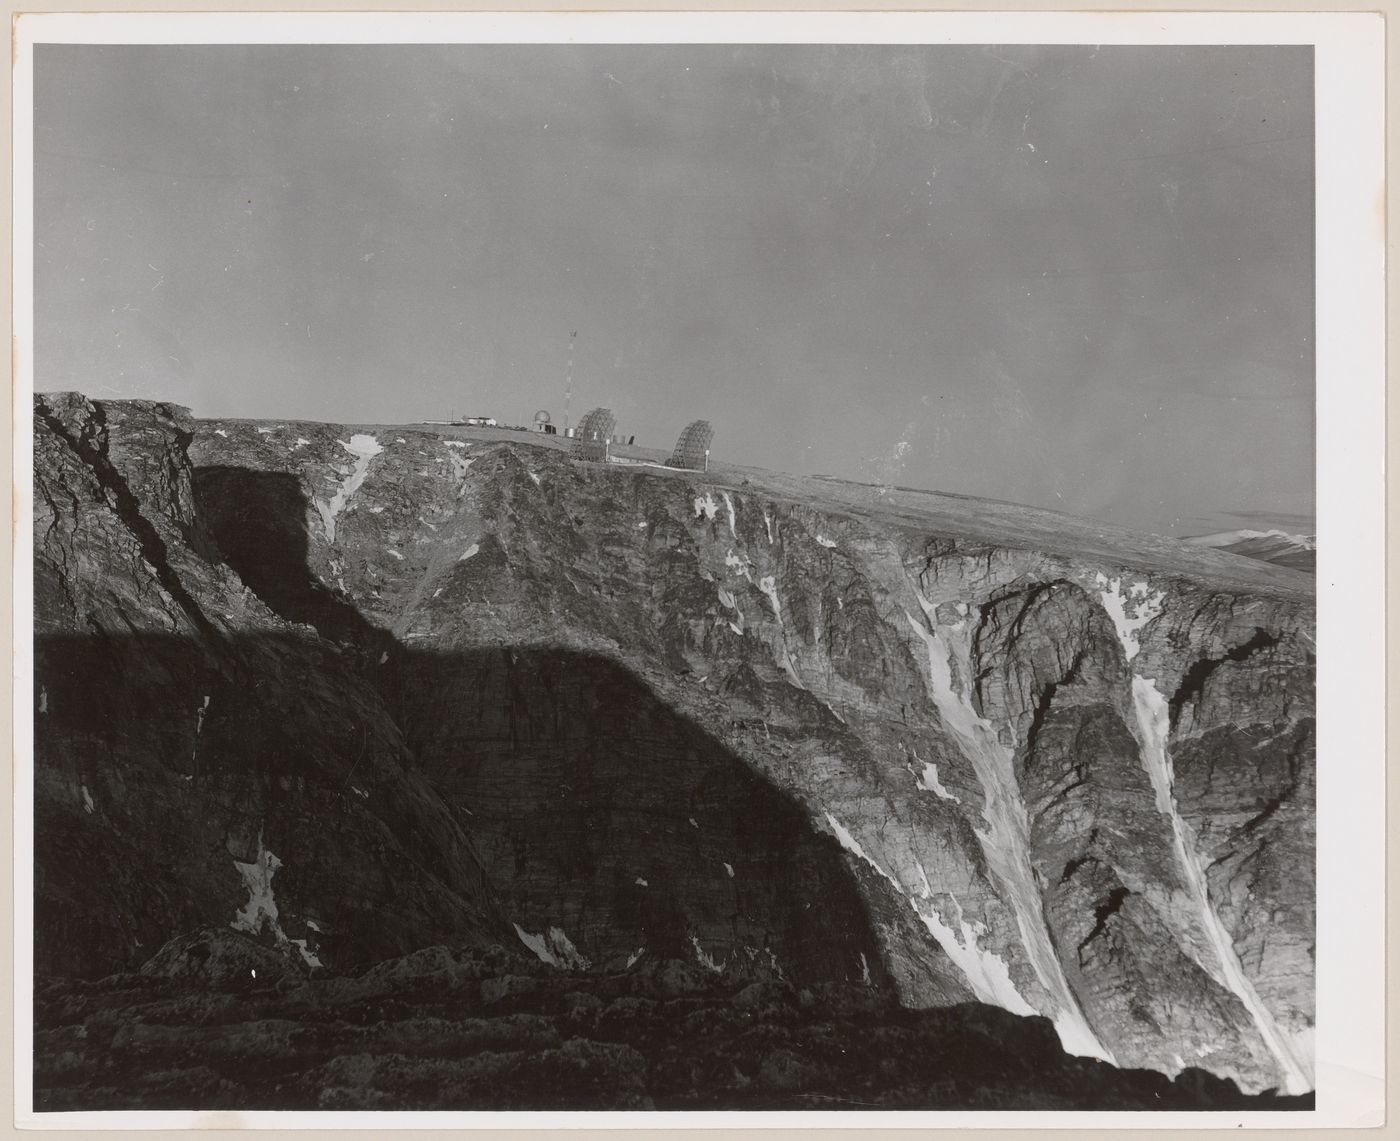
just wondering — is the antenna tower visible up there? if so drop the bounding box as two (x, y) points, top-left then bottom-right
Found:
(565, 331), (577, 432)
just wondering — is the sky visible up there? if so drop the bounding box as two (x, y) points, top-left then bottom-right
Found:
(34, 44), (1314, 537)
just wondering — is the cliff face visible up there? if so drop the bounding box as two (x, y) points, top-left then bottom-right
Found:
(31, 396), (1315, 1097)
(32, 395), (504, 977)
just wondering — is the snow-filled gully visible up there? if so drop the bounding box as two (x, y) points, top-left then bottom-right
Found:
(1129, 675), (1311, 1094)
(823, 813), (1036, 1019)
(316, 434), (383, 543)
(903, 604), (1113, 1064)
(1092, 574), (1309, 1093)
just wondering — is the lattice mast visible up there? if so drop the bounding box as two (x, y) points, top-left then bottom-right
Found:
(564, 331), (576, 433)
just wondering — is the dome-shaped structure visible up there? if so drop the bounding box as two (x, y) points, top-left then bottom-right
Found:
(669, 419), (714, 471)
(574, 407), (616, 461)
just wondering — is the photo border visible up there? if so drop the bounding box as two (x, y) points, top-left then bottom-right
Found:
(7, 8), (1386, 1134)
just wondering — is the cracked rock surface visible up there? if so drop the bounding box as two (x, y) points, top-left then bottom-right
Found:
(32, 395), (1314, 1107)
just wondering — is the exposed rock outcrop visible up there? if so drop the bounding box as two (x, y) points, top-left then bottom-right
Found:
(31, 396), (1315, 1102)
(33, 943), (1312, 1111)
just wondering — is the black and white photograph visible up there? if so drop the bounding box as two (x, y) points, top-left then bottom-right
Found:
(13, 11), (1385, 1126)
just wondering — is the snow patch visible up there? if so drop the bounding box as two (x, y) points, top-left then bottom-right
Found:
(917, 900), (1036, 1017)
(214, 429), (228, 438)
(528, 470), (541, 486)
(288, 939), (323, 969)
(81, 786), (94, 814)
(1130, 676), (1310, 1093)
(724, 550), (752, 580)
(256, 427), (273, 435)
(693, 493), (719, 521)
(823, 812), (1029, 1015)
(514, 923), (591, 970)
(723, 862), (735, 878)
(626, 947), (646, 969)
(315, 435), (383, 543)
(38, 687), (48, 714)
(689, 818), (699, 829)
(721, 491), (737, 537)
(758, 575), (782, 621)
(1287, 1027), (1316, 1076)
(459, 543), (480, 562)
(690, 935), (724, 974)
(634, 877), (649, 888)
(444, 450), (474, 483)
(816, 535), (837, 548)
(917, 760), (959, 802)
(192, 695), (210, 760)
(228, 838), (322, 969)
(351, 786), (368, 799)
(763, 510), (773, 544)
(445, 440), (468, 448)
(1094, 574), (1165, 661)
(859, 952), (872, 986)
(386, 549), (404, 561)
(293, 438), (310, 449)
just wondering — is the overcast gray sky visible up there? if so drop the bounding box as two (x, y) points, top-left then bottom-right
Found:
(35, 44), (1313, 537)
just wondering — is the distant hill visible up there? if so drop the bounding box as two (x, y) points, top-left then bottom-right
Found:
(1181, 529), (1316, 573)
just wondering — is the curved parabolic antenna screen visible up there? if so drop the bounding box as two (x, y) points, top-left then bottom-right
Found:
(669, 420), (714, 470)
(574, 408), (616, 461)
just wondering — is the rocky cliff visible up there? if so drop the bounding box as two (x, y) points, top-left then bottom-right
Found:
(31, 394), (1315, 1102)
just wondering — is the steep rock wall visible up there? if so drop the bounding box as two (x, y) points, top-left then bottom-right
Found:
(33, 396), (505, 976)
(31, 399), (1314, 1096)
(186, 419), (1309, 1093)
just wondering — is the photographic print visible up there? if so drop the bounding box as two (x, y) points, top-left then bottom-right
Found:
(13, 13), (1384, 1124)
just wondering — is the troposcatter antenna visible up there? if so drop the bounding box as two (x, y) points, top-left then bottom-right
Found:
(574, 407), (616, 462)
(669, 419), (714, 471)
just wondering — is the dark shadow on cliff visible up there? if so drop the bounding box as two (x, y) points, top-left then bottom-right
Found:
(35, 631), (945, 1111)
(34, 628), (891, 996)
(193, 465), (395, 657)
(33, 453), (1319, 1112)
(375, 643), (890, 984)
(86, 463), (893, 988)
